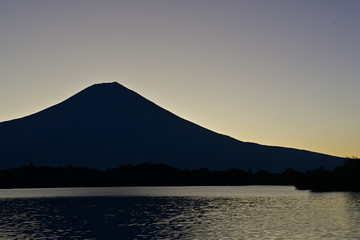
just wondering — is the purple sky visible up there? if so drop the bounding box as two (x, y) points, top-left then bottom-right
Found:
(1, 0), (359, 157)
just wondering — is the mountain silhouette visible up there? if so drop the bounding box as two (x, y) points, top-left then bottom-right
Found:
(0, 82), (342, 172)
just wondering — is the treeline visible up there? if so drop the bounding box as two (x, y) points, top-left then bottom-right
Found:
(294, 157), (360, 192)
(0, 163), (299, 189)
(0, 159), (359, 191)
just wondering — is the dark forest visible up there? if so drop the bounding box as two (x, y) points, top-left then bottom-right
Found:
(0, 157), (359, 191)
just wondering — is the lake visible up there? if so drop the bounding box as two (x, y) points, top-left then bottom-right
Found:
(0, 186), (359, 239)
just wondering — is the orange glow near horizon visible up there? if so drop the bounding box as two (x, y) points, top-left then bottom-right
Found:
(0, 1), (359, 158)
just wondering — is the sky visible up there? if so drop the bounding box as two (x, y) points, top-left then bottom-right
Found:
(1, 0), (359, 158)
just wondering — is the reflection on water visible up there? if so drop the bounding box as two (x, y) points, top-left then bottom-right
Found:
(0, 186), (359, 239)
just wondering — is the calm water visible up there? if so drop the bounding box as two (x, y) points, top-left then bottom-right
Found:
(0, 186), (360, 239)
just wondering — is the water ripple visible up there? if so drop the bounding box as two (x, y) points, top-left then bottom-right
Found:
(0, 187), (359, 239)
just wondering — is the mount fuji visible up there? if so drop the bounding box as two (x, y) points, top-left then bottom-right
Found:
(0, 82), (342, 172)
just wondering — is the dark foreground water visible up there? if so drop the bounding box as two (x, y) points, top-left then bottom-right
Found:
(0, 186), (360, 239)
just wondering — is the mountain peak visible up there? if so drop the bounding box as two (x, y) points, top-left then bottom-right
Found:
(67, 81), (140, 105)
(0, 82), (342, 171)
(82, 81), (129, 94)
(90, 81), (122, 88)
(95, 81), (119, 85)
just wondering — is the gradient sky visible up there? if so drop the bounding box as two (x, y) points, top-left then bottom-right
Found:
(1, 0), (359, 158)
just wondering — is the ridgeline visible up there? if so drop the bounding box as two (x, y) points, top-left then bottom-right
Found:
(0, 82), (342, 172)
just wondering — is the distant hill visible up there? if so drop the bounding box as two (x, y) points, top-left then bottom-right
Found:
(0, 82), (342, 172)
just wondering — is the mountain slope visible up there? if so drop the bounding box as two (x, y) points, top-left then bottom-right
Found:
(0, 82), (342, 172)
